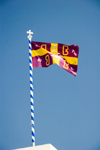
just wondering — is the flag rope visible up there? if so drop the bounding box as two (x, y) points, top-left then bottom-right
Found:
(27, 30), (35, 146)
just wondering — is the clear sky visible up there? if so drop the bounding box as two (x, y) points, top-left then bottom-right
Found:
(0, 0), (100, 150)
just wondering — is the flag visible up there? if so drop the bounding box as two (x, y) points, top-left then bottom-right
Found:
(31, 41), (79, 76)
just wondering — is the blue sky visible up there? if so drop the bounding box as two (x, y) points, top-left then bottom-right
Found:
(0, 0), (100, 150)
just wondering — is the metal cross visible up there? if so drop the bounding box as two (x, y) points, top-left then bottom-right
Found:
(27, 30), (33, 39)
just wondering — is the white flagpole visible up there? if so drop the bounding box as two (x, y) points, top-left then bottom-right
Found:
(27, 30), (35, 146)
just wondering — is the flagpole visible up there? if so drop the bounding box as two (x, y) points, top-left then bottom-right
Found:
(27, 30), (35, 146)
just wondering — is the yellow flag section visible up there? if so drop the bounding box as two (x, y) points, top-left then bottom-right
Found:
(31, 47), (48, 57)
(63, 56), (78, 65)
(50, 43), (60, 65)
(50, 43), (58, 54)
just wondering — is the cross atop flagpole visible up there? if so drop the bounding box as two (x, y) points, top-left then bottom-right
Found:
(27, 30), (35, 146)
(27, 30), (33, 39)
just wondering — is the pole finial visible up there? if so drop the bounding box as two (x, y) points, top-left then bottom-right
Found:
(27, 30), (33, 39)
